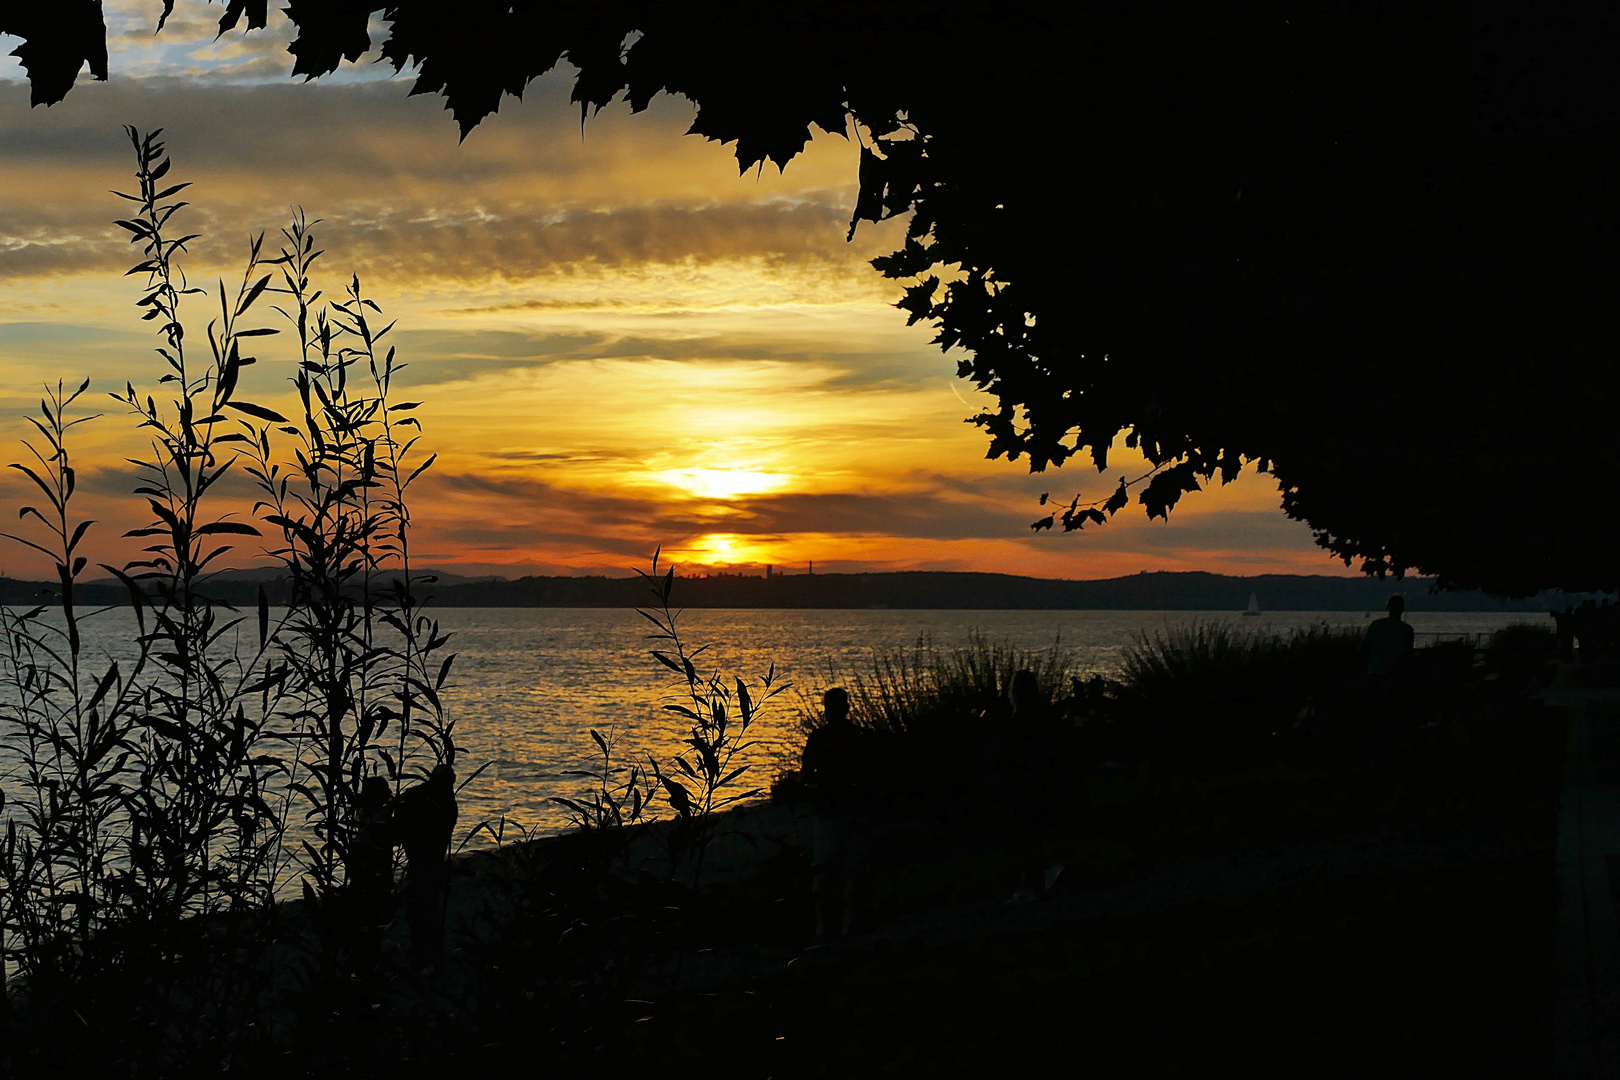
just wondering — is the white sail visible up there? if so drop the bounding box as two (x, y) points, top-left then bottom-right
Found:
(1245, 592), (1261, 616)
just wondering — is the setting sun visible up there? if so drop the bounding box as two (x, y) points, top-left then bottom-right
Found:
(0, 20), (1337, 581)
(676, 532), (780, 568)
(654, 468), (794, 500)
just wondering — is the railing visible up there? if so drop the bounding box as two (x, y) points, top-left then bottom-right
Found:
(1413, 631), (1494, 645)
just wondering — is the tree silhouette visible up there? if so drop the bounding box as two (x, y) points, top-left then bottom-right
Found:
(5, 1), (1619, 595)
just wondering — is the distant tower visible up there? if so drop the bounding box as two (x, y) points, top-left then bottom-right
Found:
(809, 560), (814, 575)
(765, 564), (772, 579)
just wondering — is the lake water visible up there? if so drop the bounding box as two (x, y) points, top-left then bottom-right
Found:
(0, 606), (1550, 841)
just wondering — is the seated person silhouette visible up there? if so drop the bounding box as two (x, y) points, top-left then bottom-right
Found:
(801, 687), (871, 939)
(390, 762), (458, 968)
(1361, 594), (1415, 678)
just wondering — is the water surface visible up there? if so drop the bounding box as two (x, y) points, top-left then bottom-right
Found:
(2, 606), (1548, 839)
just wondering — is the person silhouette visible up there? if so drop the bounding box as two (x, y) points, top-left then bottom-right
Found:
(390, 762), (457, 967)
(352, 778), (394, 884)
(1554, 605), (1576, 662)
(1575, 599), (1599, 662)
(801, 687), (871, 939)
(1361, 594), (1415, 678)
(346, 774), (395, 967)
(1004, 669), (1064, 903)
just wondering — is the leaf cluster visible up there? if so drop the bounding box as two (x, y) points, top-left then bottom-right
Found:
(633, 548), (786, 883)
(551, 724), (655, 838)
(11, 6), (1620, 594)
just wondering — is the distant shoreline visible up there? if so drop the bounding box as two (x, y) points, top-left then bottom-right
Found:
(1, 569), (1597, 612)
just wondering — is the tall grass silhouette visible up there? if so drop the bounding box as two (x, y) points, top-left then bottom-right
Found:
(0, 128), (453, 1071)
(243, 209), (455, 902)
(1115, 620), (1363, 769)
(817, 631), (1081, 737)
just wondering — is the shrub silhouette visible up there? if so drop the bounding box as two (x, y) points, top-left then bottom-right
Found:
(0, 129), (455, 1073)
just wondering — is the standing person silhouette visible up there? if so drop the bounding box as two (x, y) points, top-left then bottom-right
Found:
(1554, 605), (1576, 662)
(1359, 595), (1416, 759)
(1361, 594), (1415, 679)
(1575, 599), (1598, 663)
(1005, 669), (1064, 903)
(347, 774), (395, 968)
(390, 762), (457, 968)
(801, 688), (871, 939)
(1599, 599), (1618, 658)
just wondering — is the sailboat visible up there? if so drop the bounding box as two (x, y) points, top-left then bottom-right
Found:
(1244, 592), (1261, 617)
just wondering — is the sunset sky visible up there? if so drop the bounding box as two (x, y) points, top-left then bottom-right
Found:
(0, 2), (1350, 580)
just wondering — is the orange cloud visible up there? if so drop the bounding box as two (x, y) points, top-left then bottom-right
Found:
(0, 56), (1350, 581)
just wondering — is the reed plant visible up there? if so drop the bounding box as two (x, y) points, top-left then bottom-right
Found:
(0, 128), (456, 1073)
(0, 128), (303, 1070)
(454, 556), (787, 1047)
(0, 380), (150, 1010)
(242, 209), (455, 903)
(107, 125), (292, 948)
(553, 723), (657, 836)
(637, 549), (787, 885)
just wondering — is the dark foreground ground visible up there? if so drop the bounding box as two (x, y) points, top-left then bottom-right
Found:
(395, 698), (1568, 1075)
(7, 662), (1572, 1078)
(629, 854), (1549, 1077)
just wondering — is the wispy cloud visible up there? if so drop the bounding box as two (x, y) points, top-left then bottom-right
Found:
(0, 32), (1343, 580)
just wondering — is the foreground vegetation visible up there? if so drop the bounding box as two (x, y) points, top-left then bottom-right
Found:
(4, 595), (1566, 1075)
(0, 129), (465, 1072)
(0, 130), (1570, 1076)
(0, 135), (771, 1074)
(353, 624), (1571, 1075)
(568, 623), (1565, 1075)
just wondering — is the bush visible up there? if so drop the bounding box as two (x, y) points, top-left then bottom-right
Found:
(1116, 621), (1364, 770)
(1120, 620), (1363, 694)
(813, 631), (1082, 738)
(1482, 623), (1558, 690)
(770, 633), (1086, 809)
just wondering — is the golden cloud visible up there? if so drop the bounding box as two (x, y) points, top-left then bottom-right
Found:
(0, 51), (1340, 579)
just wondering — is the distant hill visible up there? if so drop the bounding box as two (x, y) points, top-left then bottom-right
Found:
(3, 569), (1601, 611)
(417, 570), (1591, 611)
(79, 567), (507, 588)
(0, 567), (505, 609)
